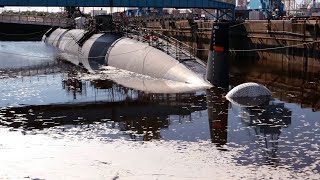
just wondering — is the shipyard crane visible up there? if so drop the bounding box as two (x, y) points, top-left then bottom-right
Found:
(248, 0), (284, 18)
(299, 0), (319, 15)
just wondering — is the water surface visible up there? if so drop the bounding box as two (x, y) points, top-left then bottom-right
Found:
(0, 41), (319, 179)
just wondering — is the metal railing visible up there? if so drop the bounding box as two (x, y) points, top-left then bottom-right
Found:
(126, 28), (205, 67)
(128, 13), (193, 22)
(0, 14), (74, 27)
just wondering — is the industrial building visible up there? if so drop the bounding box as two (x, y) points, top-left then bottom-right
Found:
(244, 0), (320, 19)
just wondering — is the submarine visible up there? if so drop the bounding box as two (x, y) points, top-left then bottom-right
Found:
(42, 27), (212, 88)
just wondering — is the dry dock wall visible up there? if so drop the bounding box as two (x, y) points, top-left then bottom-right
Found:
(0, 22), (51, 41)
(142, 19), (320, 74)
(240, 20), (320, 74)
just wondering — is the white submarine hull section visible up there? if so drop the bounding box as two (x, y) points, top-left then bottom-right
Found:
(45, 28), (120, 71)
(106, 38), (209, 85)
(44, 28), (212, 86)
(45, 28), (68, 47)
(45, 28), (85, 66)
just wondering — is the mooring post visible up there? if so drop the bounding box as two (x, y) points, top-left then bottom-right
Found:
(206, 21), (229, 89)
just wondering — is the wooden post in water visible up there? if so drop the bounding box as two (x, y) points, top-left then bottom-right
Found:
(206, 22), (229, 89)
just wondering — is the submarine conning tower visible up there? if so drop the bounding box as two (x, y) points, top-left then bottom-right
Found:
(43, 27), (211, 86)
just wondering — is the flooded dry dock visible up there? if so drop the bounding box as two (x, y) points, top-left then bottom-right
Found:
(0, 41), (319, 179)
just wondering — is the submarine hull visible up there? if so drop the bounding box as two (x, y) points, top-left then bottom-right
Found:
(43, 28), (211, 87)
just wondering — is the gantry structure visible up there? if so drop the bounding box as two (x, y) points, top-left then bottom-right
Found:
(0, 0), (235, 19)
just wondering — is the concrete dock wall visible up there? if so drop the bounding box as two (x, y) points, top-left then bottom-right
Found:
(241, 20), (320, 73)
(142, 19), (320, 74)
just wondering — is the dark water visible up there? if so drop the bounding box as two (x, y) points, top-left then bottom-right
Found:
(0, 41), (319, 179)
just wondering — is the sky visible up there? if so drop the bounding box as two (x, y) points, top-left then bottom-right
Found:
(1, 6), (61, 12)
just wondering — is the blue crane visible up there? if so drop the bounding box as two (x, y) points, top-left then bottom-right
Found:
(0, 0), (235, 19)
(248, 0), (284, 19)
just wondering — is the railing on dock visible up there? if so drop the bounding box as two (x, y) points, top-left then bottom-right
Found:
(126, 29), (205, 67)
(128, 13), (193, 22)
(0, 14), (74, 28)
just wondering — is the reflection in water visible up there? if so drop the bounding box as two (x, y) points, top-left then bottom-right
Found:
(228, 95), (318, 172)
(207, 88), (229, 148)
(62, 70), (84, 100)
(207, 85), (296, 167)
(118, 116), (168, 141)
(0, 71), (207, 142)
(238, 101), (292, 166)
(230, 55), (320, 110)
(228, 53), (319, 172)
(82, 66), (211, 94)
(0, 42), (319, 178)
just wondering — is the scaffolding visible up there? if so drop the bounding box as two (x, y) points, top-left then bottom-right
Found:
(284, 0), (297, 15)
(286, 0), (320, 16)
